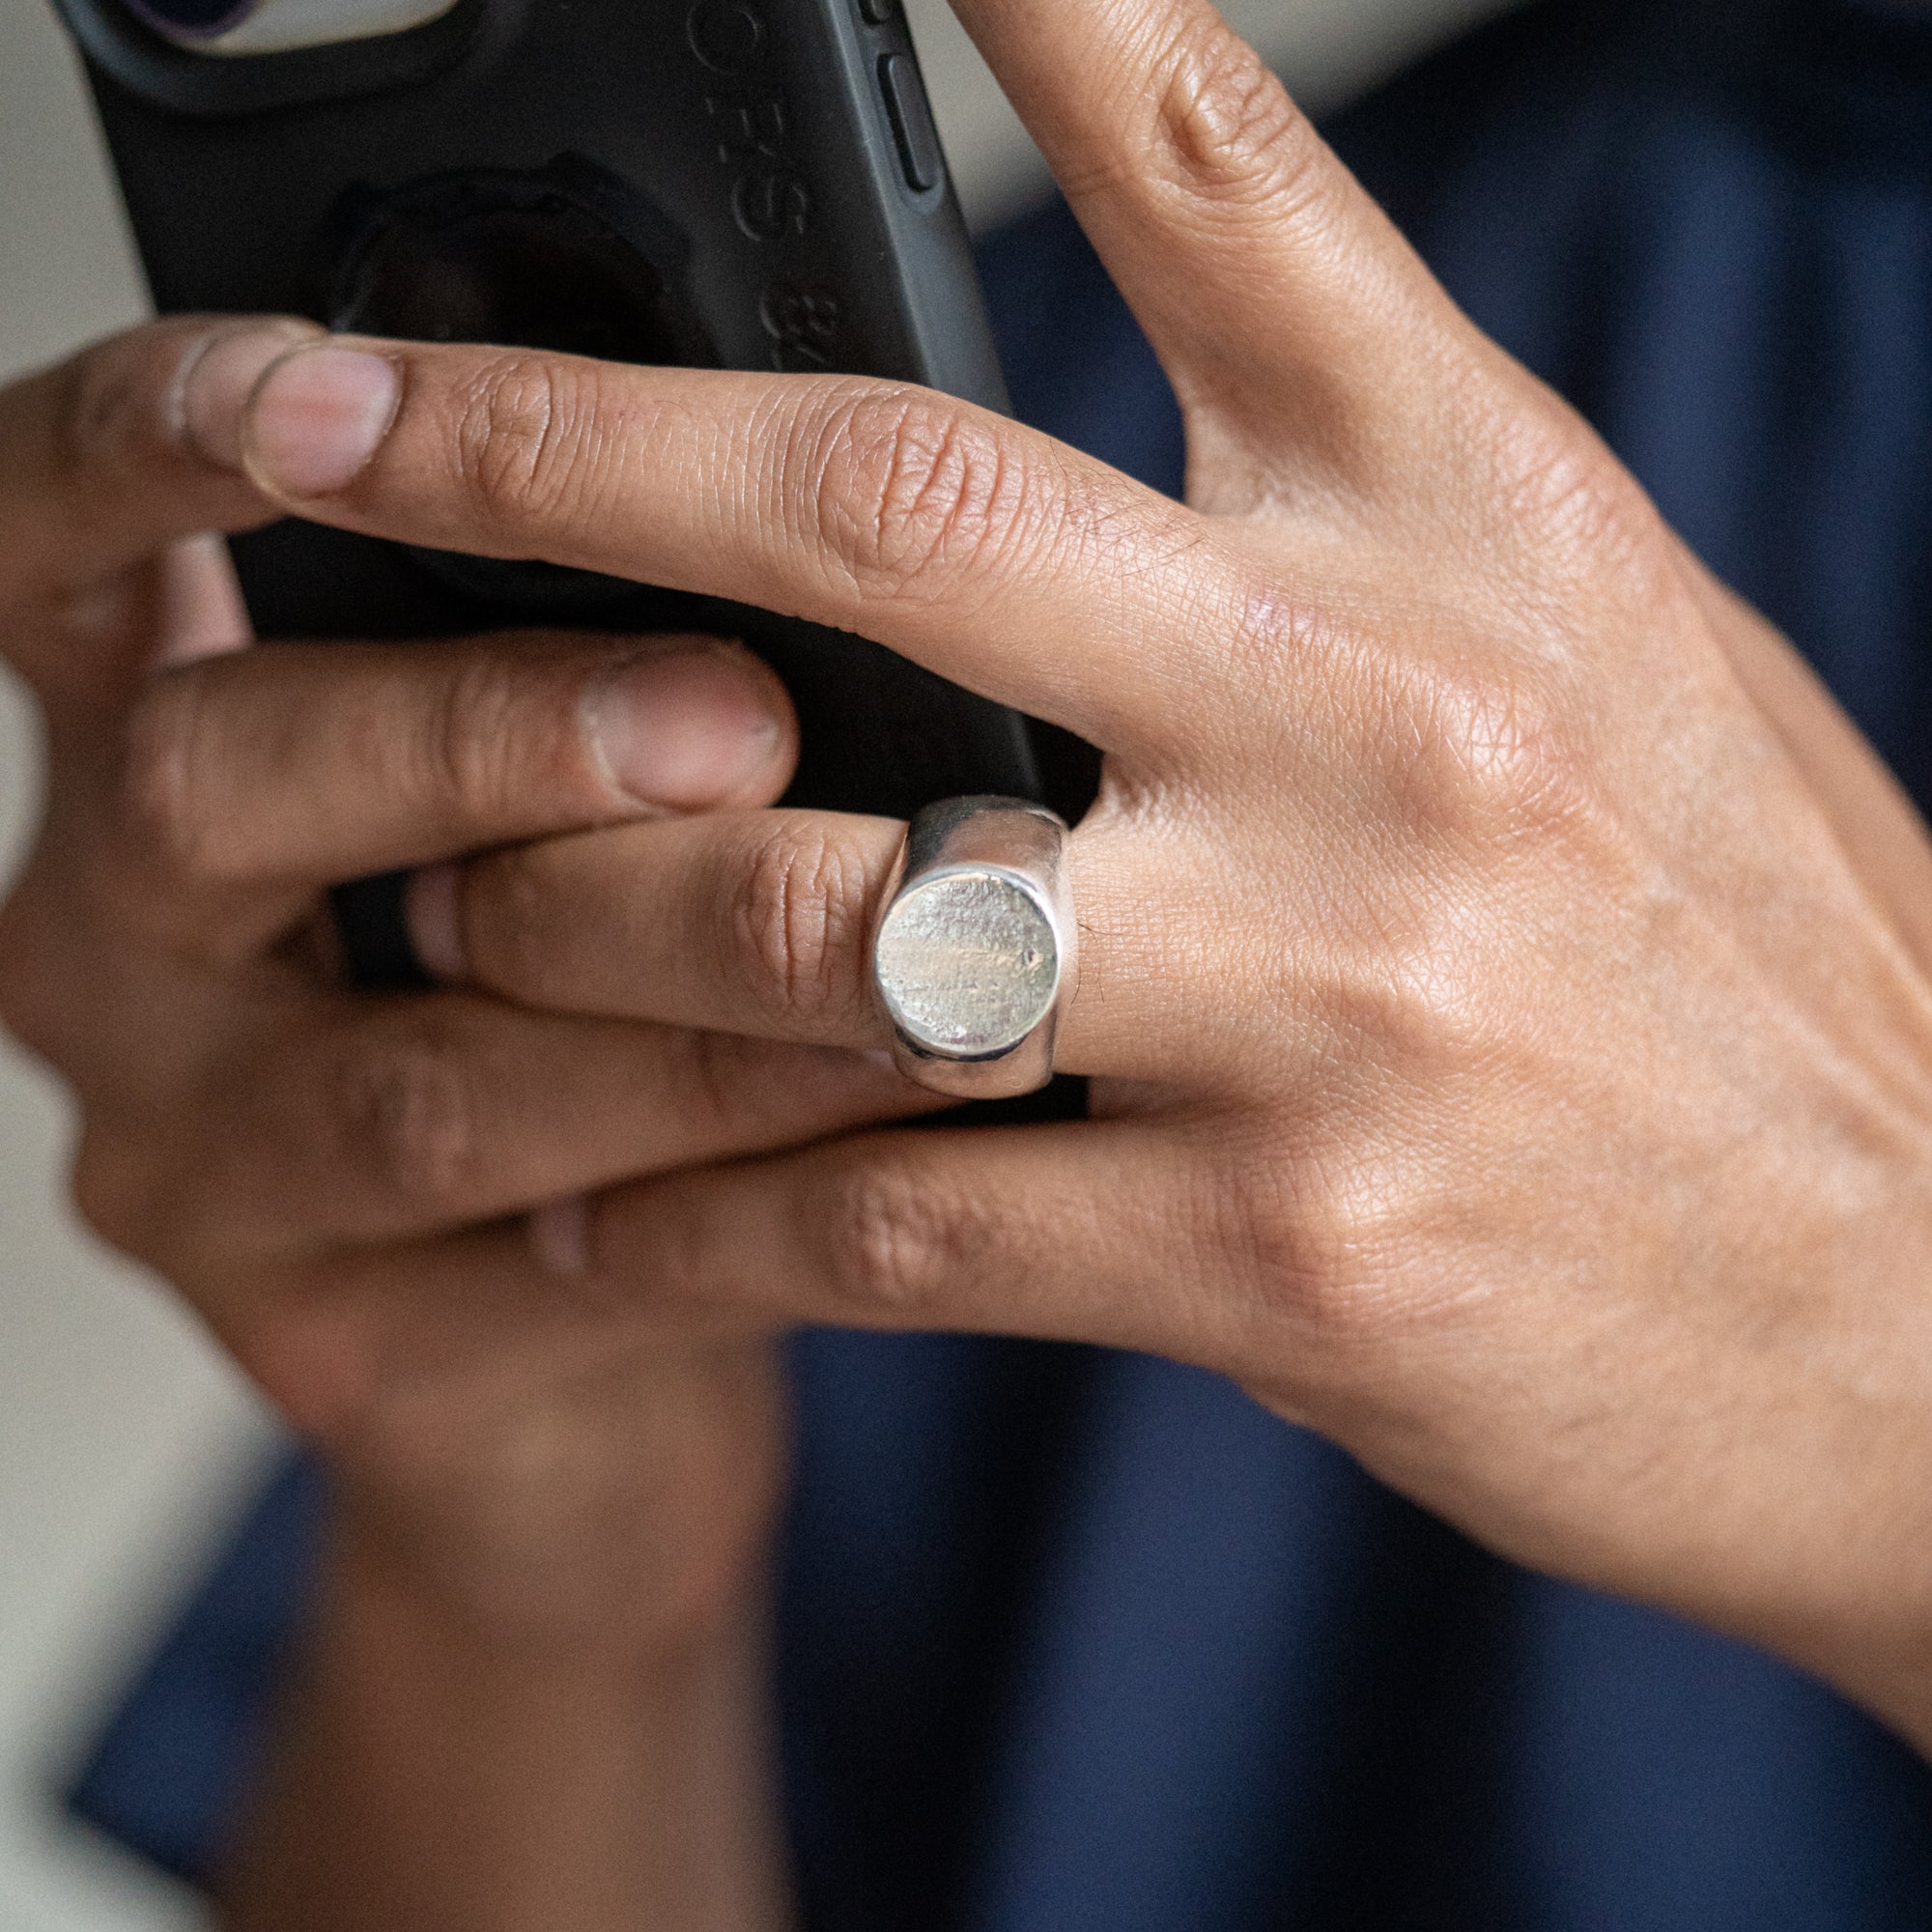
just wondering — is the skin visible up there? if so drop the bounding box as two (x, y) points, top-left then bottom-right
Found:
(7, 0), (1932, 1919)
(0, 315), (881, 1926)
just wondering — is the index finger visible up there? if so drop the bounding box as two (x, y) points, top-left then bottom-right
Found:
(97, 630), (798, 956)
(952, 0), (1483, 440)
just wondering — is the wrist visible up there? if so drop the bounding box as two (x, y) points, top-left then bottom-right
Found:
(1797, 1617), (1932, 1765)
(225, 1508), (792, 1931)
(319, 1334), (789, 1658)
(331, 1463), (773, 1667)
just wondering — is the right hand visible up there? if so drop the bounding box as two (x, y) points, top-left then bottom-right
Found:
(0, 317), (931, 1646)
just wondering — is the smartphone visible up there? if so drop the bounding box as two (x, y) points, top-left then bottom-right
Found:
(51, 0), (1092, 983)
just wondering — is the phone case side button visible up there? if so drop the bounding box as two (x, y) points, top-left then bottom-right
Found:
(857, 0), (899, 21)
(878, 51), (943, 193)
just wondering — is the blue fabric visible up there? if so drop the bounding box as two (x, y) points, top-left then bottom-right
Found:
(67, 1458), (324, 1884)
(70, 0), (1932, 1919)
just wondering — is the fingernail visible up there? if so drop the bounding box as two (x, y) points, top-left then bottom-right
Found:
(529, 1198), (590, 1279)
(178, 322), (322, 470)
(242, 344), (399, 497)
(404, 864), (467, 981)
(584, 647), (785, 810)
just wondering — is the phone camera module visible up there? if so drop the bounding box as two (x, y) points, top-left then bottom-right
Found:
(124, 0), (461, 55)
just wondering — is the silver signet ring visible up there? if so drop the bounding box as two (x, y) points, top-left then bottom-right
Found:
(870, 796), (1075, 1100)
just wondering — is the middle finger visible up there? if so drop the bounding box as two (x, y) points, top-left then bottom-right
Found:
(232, 340), (1263, 759)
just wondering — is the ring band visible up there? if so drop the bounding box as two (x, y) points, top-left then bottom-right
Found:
(870, 795), (1075, 1099)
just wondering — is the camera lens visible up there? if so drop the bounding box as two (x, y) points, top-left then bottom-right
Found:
(330, 161), (720, 621)
(125, 0), (460, 54)
(124, 0), (256, 38)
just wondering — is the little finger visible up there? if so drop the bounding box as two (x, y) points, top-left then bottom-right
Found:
(156, 992), (940, 1260)
(580, 1120), (1244, 1369)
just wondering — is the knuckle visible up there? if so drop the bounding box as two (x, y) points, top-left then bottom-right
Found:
(460, 843), (552, 991)
(1146, 19), (1325, 219)
(1209, 1141), (1421, 1347)
(802, 389), (1041, 598)
(1288, 836), (1510, 1122)
(727, 823), (874, 1034)
(1369, 652), (1589, 850)
(450, 352), (606, 531)
(55, 333), (171, 491)
(822, 1158), (966, 1319)
(112, 669), (228, 886)
(1484, 406), (1661, 580)
(418, 649), (544, 832)
(330, 1022), (482, 1214)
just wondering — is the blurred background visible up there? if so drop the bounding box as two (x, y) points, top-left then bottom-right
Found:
(0, 0), (1511, 1922)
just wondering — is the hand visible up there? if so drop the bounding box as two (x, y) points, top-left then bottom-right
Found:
(0, 316), (934, 1649)
(197, 0), (1932, 1744)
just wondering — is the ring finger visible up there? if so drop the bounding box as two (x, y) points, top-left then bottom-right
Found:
(408, 803), (1208, 1082)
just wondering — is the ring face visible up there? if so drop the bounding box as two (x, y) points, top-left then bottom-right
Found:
(873, 867), (1062, 1058)
(870, 796), (1075, 1100)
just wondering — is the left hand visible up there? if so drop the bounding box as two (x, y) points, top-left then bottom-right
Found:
(203, 0), (1932, 1746)
(0, 317), (929, 1660)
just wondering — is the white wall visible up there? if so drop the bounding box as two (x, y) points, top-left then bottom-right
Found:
(0, 6), (282, 1928)
(909, 0), (1514, 233)
(0, 0), (1512, 1923)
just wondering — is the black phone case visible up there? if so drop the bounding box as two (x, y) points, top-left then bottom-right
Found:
(53, 0), (1096, 985)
